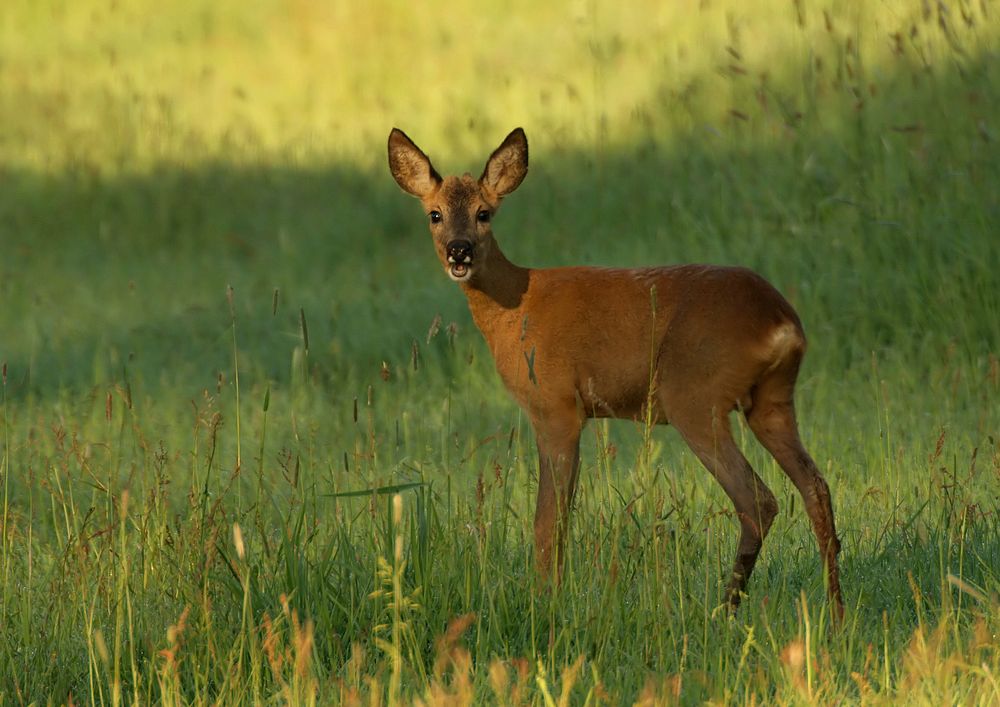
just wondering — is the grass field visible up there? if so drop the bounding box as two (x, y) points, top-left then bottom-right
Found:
(2, 0), (1000, 703)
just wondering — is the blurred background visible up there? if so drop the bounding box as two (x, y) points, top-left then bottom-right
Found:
(3, 0), (997, 402)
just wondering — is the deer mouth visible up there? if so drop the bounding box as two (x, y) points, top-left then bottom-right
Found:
(447, 256), (473, 281)
(446, 240), (475, 282)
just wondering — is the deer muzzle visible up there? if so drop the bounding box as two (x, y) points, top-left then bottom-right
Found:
(446, 240), (474, 281)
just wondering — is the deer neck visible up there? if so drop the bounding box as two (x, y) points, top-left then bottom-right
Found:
(459, 244), (530, 346)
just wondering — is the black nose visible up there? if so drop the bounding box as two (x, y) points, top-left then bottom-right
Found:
(446, 240), (474, 262)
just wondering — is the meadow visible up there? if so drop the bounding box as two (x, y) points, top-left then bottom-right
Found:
(1, 0), (999, 703)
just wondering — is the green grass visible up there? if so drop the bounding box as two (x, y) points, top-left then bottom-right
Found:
(2, 0), (999, 703)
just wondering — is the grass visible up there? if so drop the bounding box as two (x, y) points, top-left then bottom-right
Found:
(2, 0), (1000, 703)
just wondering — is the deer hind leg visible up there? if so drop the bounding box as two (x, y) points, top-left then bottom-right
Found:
(531, 406), (583, 583)
(669, 406), (779, 610)
(746, 371), (845, 622)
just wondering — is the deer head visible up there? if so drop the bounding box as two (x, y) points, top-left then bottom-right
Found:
(388, 128), (528, 283)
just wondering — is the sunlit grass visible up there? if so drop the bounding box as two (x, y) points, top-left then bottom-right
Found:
(4, 1), (997, 168)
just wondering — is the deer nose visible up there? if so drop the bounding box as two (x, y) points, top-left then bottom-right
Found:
(446, 240), (474, 263)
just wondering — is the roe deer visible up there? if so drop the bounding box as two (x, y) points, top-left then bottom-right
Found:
(388, 127), (844, 620)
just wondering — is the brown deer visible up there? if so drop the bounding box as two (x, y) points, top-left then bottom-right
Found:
(388, 127), (844, 620)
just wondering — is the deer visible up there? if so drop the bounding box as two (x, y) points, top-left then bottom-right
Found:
(387, 126), (844, 621)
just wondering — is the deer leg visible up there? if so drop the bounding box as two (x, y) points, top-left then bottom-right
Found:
(531, 409), (583, 582)
(747, 394), (844, 622)
(671, 410), (779, 609)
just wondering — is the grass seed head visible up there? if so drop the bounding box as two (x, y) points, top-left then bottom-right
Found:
(232, 522), (245, 560)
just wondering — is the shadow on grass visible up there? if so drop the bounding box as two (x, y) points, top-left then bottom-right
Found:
(0, 50), (997, 406)
(845, 502), (1000, 636)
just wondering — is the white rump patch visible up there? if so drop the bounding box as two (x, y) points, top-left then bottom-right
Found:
(762, 321), (802, 373)
(768, 322), (799, 354)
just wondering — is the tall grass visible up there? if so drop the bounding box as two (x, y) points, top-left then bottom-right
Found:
(1, 0), (999, 703)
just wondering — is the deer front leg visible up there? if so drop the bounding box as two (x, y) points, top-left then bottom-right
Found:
(531, 410), (583, 582)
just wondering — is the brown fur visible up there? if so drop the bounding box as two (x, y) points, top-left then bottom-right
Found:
(388, 127), (844, 621)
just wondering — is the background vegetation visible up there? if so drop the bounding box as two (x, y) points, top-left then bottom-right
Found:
(1, 0), (999, 703)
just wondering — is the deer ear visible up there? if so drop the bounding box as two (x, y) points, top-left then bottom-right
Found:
(480, 128), (528, 197)
(388, 128), (442, 198)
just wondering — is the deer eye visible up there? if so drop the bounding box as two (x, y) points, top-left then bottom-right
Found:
(429, 210), (442, 224)
(476, 209), (491, 223)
